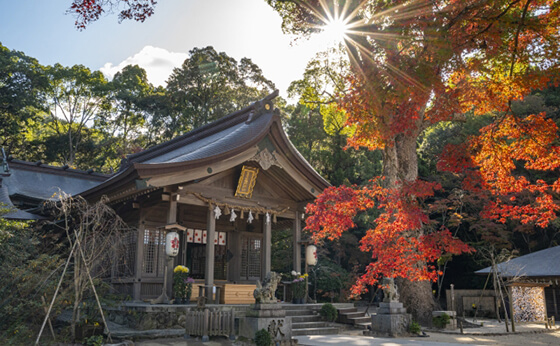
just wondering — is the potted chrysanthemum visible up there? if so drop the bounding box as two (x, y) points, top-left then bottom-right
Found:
(173, 265), (190, 304)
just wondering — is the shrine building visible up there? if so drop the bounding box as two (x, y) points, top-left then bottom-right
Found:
(1, 91), (329, 303)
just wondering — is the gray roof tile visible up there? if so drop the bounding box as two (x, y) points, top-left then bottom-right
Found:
(475, 246), (560, 277)
(143, 112), (272, 164)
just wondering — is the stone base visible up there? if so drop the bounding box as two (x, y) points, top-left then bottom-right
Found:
(370, 302), (411, 337)
(377, 302), (408, 314)
(239, 304), (292, 343)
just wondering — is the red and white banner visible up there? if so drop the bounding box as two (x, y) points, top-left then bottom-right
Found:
(186, 228), (194, 242)
(194, 229), (202, 244)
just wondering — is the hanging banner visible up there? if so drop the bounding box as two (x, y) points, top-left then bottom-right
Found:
(218, 232), (226, 245)
(186, 228), (194, 243)
(194, 229), (202, 243)
(165, 231), (180, 257)
(202, 230), (207, 244)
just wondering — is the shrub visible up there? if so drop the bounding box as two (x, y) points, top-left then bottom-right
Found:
(319, 303), (338, 322)
(84, 335), (103, 346)
(409, 320), (421, 334)
(432, 313), (450, 329)
(0, 226), (64, 343)
(313, 260), (350, 302)
(254, 328), (272, 346)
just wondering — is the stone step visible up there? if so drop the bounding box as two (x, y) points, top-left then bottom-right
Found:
(292, 327), (339, 336)
(282, 304), (320, 309)
(355, 322), (372, 330)
(285, 309), (319, 317)
(348, 316), (371, 324)
(291, 314), (321, 323)
(337, 307), (358, 314)
(282, 303), (353, 310)
(292, 321), (329, 329)
(340, 312), (365, 319)
(337, 306), (373, 328)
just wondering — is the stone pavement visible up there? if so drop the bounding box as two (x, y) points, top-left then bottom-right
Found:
(109, 318), (560, 346)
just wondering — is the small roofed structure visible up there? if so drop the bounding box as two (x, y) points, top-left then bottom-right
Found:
(476, 246), (560, 322)
(0, 156), (108, 220)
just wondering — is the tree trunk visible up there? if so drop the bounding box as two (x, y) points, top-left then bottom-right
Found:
(383, 130), (436, 325)
(396, 278), (436, 325)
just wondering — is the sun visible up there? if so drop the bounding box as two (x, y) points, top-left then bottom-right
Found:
(322, 17), (351, 44)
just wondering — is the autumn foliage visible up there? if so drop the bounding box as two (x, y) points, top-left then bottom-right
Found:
(272, 0), (560, 298)
(306, 179), (473, 295)
(68, 0), (156, 29)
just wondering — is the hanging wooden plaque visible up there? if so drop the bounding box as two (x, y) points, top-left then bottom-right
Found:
(235, 165), (259, 199)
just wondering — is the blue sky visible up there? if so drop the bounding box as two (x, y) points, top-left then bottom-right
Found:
(0, 0), (336, 98)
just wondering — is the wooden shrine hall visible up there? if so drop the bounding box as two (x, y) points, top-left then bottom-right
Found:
(77, 91), (330, 303)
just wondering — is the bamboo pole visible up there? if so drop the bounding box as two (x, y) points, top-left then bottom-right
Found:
(36, 238), (79, 345)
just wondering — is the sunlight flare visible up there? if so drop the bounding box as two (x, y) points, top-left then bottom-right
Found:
(322, 17), (351, 43)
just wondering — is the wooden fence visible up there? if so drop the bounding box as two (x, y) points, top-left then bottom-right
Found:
(185, 308), (235, 341)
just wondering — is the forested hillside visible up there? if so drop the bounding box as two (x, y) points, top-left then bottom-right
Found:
(1, 44), (275, 172)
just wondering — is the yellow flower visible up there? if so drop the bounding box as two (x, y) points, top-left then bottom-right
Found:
(174, 265), (189, 273)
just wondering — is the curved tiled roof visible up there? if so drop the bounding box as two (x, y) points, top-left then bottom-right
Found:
(142, 111), (273, 164)
(0, 183), (45, 220)
(81, 91), (330, 201)
(475, 246), (560, 278)
(5, 160), (107, 201)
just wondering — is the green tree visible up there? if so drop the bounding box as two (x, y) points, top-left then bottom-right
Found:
(45, 64), (110, 167)
(100, 65), (153, 157)
(166, 46), (276, 134)
(287, 50), (381, 186)
(0, 43), (48, 158)
(142, 86), (176, 144)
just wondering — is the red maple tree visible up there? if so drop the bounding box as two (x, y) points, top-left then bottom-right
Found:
(68, 0), (156, 29)
(269, 0), (560, 321)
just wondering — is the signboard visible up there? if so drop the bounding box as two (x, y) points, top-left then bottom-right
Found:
(235, 166), (259, 199)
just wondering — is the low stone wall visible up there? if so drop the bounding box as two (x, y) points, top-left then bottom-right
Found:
(105, 303), (250, 331)
(446, 289), (498, 318)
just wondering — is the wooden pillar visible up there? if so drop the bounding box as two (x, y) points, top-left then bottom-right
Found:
(553, 288), (558, 317)
(166, 194), (178, 298)
(263, 216), (272, 277)
(205, 206), (216, 301)
(293, 211), (302, 273)
(133, 213), (145, 301)
(228, 229), (241, 282)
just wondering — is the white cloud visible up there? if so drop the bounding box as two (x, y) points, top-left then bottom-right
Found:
(100, 46), (187, 87)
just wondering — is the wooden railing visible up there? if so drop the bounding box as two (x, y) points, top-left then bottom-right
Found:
(185, 308), (235, 341)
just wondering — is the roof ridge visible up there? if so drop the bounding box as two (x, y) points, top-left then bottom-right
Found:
(7, 159), (110, 179)
(124, 90), (279, 165)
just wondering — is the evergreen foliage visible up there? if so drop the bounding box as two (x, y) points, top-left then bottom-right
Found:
(254, 328), (272, 346)
(319, 303), (338, 322)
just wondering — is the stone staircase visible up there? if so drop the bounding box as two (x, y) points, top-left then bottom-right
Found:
(284, 304), (342, 336)
(337, 307), (372, 330)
